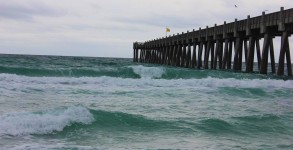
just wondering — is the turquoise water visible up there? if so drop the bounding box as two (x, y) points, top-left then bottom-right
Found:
(0, 54), (292, 149)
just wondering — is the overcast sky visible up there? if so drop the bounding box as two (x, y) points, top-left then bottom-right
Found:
(0, 0), (292, 58)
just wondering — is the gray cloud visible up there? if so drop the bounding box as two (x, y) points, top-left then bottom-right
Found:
(117, 14), (201, 29)
(0, 0), (292, 58)
(0, 2), (64, 21)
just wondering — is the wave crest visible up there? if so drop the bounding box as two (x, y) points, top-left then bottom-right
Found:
(129, 65), (165, 79)
(0, 105), (94, 136)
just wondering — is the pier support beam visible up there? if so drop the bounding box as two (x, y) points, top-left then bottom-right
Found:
(213, 39), (223, 69)
(204, 41), (212, 69)
(197, 42), (204, 69)
(256, 39), (262, 71)
(246, 36), (256, 73)
(176, 44), (182, 67)
(192, 43), (197, 68)
(260, 33), (271, 74)
(277, 32), (292, 76)
(186, 43), (192, 68)
(181, 43), (187, 67)
(233, 37), (243, 71)
(222, 39), (229, 69)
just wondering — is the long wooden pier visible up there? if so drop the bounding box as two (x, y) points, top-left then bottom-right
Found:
(133, 7), (293, 76)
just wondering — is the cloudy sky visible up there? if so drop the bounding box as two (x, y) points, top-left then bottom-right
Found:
(0, 0), (292, 58)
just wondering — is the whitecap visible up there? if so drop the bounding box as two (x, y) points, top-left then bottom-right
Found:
(128, 65), (165, 79)
(0, 105), (94, 136)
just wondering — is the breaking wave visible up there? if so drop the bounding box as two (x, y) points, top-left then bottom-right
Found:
(0, 73), (293, 89)
(0, 105), (94, 136)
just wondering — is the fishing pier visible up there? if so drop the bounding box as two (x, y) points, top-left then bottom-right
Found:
(133, 7), (293, 76)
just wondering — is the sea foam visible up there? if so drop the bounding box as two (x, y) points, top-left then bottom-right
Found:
(1, 73), (293, 89)
(129, 65), (165, 79)
(0, 105), (94, 136)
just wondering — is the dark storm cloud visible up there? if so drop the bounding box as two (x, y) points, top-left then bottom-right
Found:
(0, 2), (64, 20)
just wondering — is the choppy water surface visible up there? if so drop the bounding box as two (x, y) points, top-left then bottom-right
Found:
(0, 54), (292, 149)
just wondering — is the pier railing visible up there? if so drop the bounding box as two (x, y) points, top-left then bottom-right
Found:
(133, 7), (293, 76)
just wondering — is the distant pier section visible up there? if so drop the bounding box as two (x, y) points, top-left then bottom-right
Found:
(133, 7), (293, 76)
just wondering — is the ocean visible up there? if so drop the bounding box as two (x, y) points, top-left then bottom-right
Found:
(0, 54), (292, 150)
